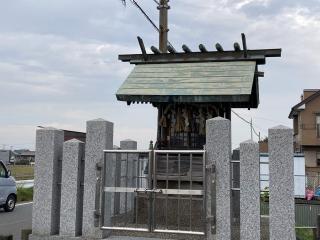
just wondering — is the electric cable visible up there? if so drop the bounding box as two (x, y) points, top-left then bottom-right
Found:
(121, 0), (175, 50)
(231, 110), (261, 139)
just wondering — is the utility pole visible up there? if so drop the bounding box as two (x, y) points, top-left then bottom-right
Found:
(158, 0), (169, 53)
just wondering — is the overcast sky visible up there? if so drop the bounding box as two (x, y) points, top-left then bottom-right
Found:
(0, 0), (319, 150)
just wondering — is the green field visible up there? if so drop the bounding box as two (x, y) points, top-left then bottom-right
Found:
(17, 187), (33, 203)
(296, 228), (314, 240)
(7, 165), (34, 180)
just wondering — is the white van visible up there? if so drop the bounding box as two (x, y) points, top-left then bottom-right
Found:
(0, 160), (17, 212)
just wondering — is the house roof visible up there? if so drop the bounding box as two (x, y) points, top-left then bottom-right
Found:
(289, 89), (320, 118)
(19, 151), (35, 156)
(116, 61), (259, 107)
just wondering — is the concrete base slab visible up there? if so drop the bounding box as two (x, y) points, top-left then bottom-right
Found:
(30, 235), (169, 240)
(106, 237), (166, 240)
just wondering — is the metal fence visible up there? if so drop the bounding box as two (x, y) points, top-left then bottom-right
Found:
(261, 201), (320, 228)
(306, 174), (320, 190)
(101, 149), (207, 235)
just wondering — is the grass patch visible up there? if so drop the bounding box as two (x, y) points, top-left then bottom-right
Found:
(17, 187), (33, 203)
(8, 165), (34, 180)
(296, 228), (314, 240)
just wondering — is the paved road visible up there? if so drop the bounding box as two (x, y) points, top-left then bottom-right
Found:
(0, 202), (32, 240)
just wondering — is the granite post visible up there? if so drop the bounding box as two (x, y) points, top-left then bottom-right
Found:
(240, 140), (260, 240)
(269, 125), (296, 240)
(31, 128), (64, 237)
(206, 117), (231, 240)
(82, 119), (114, 239)
(59, 139), (85, 237)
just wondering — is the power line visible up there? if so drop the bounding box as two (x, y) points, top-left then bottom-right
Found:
(231, 110), (261, 140)
(121, 0), (175, 50)
(130, 0), (159, 31)
(233, 111), (289, 126)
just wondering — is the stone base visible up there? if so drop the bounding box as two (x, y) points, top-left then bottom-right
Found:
(29, 235), (81, 240)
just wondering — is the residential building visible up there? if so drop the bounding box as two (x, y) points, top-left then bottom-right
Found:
(259, 138), (268, 153)
(289, 89), (320, 174)
(13, 150), (35, 165)
(0, 150), (10, 166)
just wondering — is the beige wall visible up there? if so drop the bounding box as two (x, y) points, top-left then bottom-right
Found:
(304, 90), (319, 99)
(299, 96), (320, 146)
(305, 150), (317, 168)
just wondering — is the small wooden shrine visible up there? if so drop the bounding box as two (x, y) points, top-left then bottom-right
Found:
(116, 35), (281, 149)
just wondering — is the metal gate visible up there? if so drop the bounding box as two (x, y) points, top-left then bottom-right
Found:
(101, 149), (206, 235)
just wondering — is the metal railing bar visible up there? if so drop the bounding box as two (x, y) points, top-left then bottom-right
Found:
(136, 195), (204, 201)
(202, 149), (207, 234)
(104, 150), (151, 153)
(154, 150), (205, 153)
(101, 226), (149, 232)
(161, 189), (203, 195)
(113, 153), (118, 217)
(166, 153), (169, 230)
(135, 188), (139, 229)
(150, 151), (155, 232)
(137, 156), (140, 189)
(153, 229), (205, 235)
(295, 227), (317, 229)
(101, 152), (107, 227)
(136, 155), (140, 228)
(125, 152), (129, 226)
(189, 153), (193, 231)
(178, 153), (181, 231)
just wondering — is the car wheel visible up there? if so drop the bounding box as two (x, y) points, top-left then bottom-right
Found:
(4, 195), (16, 212)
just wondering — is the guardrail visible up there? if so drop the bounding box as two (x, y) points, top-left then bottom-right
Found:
(16, 180), (34, 188)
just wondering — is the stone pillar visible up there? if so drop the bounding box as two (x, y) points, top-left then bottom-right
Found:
(82, 119), (114, 239)
(31, 128), (64, 237)
(206, 117), (231, 240)
(120, 139), (138, 214)
(240, 140), (260, 240)
(59, 139), (85, 237)
(269, 125), (296, 240)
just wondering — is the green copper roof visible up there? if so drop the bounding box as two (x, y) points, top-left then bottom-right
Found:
(116, 61), (257, 105)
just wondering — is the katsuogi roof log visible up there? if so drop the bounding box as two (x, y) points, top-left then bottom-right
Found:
(119, 48), (281, 65)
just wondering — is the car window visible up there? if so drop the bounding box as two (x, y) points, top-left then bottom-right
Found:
(0, 163), (6, 178)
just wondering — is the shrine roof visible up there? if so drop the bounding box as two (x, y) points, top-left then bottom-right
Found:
(116, 35), (281, 108)
(116, 61), (258, 106)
